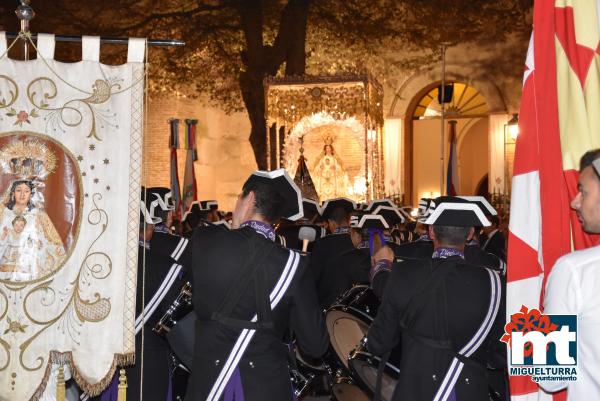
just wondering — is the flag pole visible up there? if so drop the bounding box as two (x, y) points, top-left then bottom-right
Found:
(440, 44), (447, 195)
(12, 0), (185, 54)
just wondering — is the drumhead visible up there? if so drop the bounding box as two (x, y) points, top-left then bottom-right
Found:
(326, 286), (379, 369)
(349, 351), (398, 401)
(332, 379), (370, 401)
(326, 309), (370, 368)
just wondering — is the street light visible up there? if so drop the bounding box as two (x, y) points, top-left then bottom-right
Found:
(507, 113), (519, 141)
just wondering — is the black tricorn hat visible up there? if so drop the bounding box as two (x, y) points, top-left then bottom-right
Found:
(350, 211), (365, 228)
(199, 200), (219, 211)
(365, 198), (396, 212)
(425, 196), (491, 227)
(373, 205), (406, 226)
(321, 197), (357, 219)
(417, 197), (433, 223)
(302, 198), (321, 219)
(243, 168), (303, 221)
(140, 187), (173, 225)
(357, 214), (389, 229)
(457, 196), (497, 218)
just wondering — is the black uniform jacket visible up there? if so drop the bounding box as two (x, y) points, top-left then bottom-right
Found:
(464, 245), (505, 274)
(482, 230), (507, 262)
(308, 231), (354, 286)
(318, 247), (371, 308)
(186, 225), (329, 401)
(367, 256), (505, 401)
(373, 244), (504, 299)
(393, 238), (433, 259)
(125, 243), (186, 401)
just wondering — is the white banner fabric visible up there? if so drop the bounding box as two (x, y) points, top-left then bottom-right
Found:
(0, 33), (143, 401)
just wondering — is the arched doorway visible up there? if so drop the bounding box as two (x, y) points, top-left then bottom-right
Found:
(406, 82), (490, 205)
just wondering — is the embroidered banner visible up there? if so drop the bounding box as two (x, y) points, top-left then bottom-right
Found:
(0, 33), (144, 401)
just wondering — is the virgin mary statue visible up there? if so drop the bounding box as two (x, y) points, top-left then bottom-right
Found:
(312, 138), (350, 202)
(0, 140), (65, 282)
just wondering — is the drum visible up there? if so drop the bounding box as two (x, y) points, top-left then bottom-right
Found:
(348, 339), (401, 401)
(325, 285), (380, 369)
(331, 377), (371, 401)
(290, 344), (324, 400)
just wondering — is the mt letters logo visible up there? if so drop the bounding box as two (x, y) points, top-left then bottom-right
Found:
(501, 305), (577, 383)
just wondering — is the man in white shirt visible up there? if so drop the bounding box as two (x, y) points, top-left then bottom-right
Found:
(542, 149), (600, 400)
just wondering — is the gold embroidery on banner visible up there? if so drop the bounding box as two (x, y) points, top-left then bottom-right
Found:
(0, 76), (19, 109)
(27, 78), (119, 141)
(0, 337), (9, 371)
(19, 193), (111, 371)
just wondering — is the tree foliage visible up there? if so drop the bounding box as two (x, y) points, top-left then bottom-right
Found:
(0, 0), (532, 167)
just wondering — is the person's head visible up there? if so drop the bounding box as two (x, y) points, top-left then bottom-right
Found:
(6, 180), (35, 211)
(233, 181), (286, 228)
(350, 227), (362, 247)
(12, 215), (26, 233)
(482, 215), (500, 234)
(571, 149), (600, 233)
(326, 206), (350, 232)
(429, 225), (474, 251)
(324, 144), (333, 155)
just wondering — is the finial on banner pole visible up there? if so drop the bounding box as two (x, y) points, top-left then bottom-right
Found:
(15, 0), (35, 61)
(10, 0), (184, 50)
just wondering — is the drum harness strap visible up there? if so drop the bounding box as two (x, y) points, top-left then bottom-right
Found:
(374, 259), (501, 401)
(206, 227), (302, 401)
(211, 227), (276, 331)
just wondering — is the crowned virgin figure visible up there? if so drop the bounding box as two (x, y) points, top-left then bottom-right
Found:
(0, 140), (66, 281)
(312, 135), (350, 202)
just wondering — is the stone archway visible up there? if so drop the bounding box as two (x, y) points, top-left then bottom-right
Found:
(388, 65), (507, 203)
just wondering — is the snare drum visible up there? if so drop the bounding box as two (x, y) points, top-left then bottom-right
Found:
(348, 339), (401, 401)
(325, 285), (380, 369)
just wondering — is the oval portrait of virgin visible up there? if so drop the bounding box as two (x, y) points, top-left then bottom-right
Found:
(0, 132), (81, 283)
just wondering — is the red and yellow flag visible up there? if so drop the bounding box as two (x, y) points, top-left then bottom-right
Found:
(508, 0), (600, 400)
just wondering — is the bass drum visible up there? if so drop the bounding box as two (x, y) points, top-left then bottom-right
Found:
(331, 377), (371, 401)
(348, 339), (401, 401)
(325, 285), (380, 369)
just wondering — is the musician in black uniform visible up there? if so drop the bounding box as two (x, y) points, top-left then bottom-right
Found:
(185, 169), (328, 401)
(308, 198), (356, 287)
(318, 214), (389, 308)
(275, 198), (326, 252)
(372, 205), (406, 254)
(393, 198), (435, 259)
(108, 187), (187, 401)
(372, 197), (505, 299)
(459, 196), (506, 275)
(481, 215), (507, 262)
(366, 197), (505, 401)
(181, 200), (219, 235)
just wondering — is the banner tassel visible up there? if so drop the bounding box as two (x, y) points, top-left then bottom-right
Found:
(117, 369), (127, 401)
(56, 365), (66, 401)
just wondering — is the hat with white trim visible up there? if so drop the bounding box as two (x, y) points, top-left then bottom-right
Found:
(243, 168), (303, 221)
(424, 196), (491, 227)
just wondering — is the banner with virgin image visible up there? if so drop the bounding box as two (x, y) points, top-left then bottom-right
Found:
(0, 33), (144, 400)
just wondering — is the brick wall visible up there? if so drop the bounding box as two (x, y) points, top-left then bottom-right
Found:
(143, 95), (256, 211)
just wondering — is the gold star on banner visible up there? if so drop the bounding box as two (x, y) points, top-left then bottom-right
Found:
(85, 193), (89, 198)
(89, 144), (96, 151)
(82, 172), (87, 177)
(77, 155), (83, 162)
(93, 178), (99, 184)
(90, 165), (95, 170)
(103, 158), (109, 165)
(106, 186), (111, 191)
